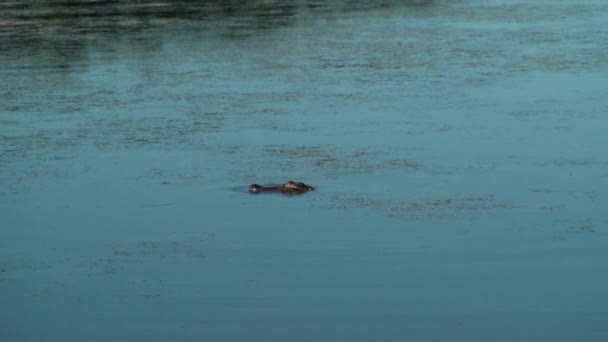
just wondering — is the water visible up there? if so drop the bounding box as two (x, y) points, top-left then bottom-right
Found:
(2, 1), (608, 341)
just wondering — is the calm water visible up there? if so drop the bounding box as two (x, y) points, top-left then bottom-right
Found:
(2, 1), (608, 341)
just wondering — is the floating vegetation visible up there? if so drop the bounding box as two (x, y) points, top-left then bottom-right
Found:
(320, 188), (536, 222)
(533, 159), (608, 167)
(0, 261), (52, 281)
(558, 218), (603, 235)
(328, 192), (385, 209)
(263, 145), (421, 175)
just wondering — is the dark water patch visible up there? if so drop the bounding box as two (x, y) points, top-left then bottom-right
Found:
(138, 202), (174, 209)
(0, 0), (439, 61)
(134, 167), (205, 185)
(88, 236), (213, 277)
(505, 110), (544, 118)
(528, 188), (558, 194)
(0, 0), (437, 22)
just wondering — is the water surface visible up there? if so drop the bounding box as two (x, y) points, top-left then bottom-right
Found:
(2, 1), (608, 341)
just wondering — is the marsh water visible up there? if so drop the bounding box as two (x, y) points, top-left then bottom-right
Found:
(2, 1), (608, 341)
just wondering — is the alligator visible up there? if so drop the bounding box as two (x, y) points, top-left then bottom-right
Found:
(248, 181), (315, 194)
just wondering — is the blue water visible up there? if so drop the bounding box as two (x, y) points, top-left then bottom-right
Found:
(2, 1), (608, 341)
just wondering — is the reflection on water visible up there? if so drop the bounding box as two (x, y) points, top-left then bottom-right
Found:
(2, 1), (608, 341)
(1, 1), (437, 46)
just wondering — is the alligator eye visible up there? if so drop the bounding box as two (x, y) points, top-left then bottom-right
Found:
(249, 184), (262, 193)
